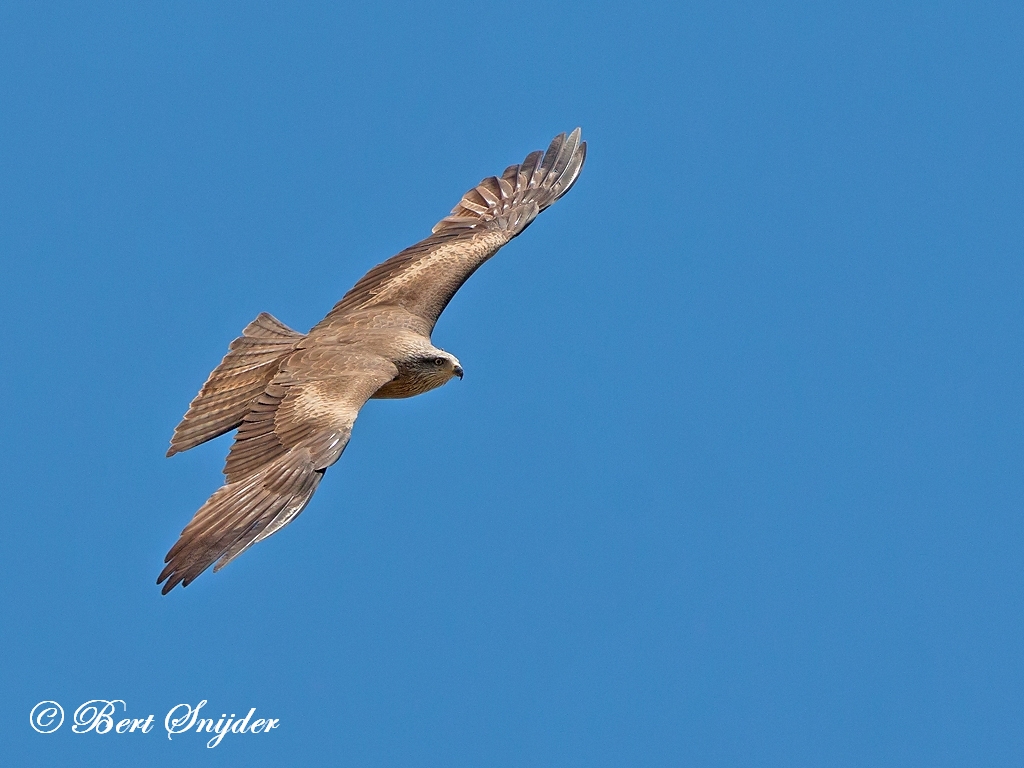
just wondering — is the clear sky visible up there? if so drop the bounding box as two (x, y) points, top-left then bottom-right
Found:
(3, 1), (1023, 766)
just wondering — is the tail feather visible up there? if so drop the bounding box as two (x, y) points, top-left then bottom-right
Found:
(167, 313), (304, 456)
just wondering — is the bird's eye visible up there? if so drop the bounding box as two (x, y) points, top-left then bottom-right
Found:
(434, 357), (445, 367)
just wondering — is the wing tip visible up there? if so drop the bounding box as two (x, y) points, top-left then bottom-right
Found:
(158, 449), (327, 594)
(432, 128), (586, 236)
(156, 568), (181, 594)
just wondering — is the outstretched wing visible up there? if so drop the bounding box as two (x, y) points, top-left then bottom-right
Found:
(158, 349), (397, 593)
(315, 128), (586, 334)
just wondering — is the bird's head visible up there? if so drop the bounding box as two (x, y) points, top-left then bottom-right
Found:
(422, 351), (463, 380)
(408, 349), (463, 389)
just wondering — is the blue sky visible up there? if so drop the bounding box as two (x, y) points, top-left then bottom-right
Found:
(3, 1), (1023, 765)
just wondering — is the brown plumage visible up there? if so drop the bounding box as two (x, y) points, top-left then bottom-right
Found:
(159, 129), (587, 593)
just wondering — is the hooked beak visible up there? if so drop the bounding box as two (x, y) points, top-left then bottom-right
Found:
(453, 364), (464, 379)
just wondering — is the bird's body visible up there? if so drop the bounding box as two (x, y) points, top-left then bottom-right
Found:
(160, 129), (586, 593)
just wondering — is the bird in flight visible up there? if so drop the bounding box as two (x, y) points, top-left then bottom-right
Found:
(159, 129), (586, 593)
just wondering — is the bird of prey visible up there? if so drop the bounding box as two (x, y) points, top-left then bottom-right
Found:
(159, 128), (586, 593)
